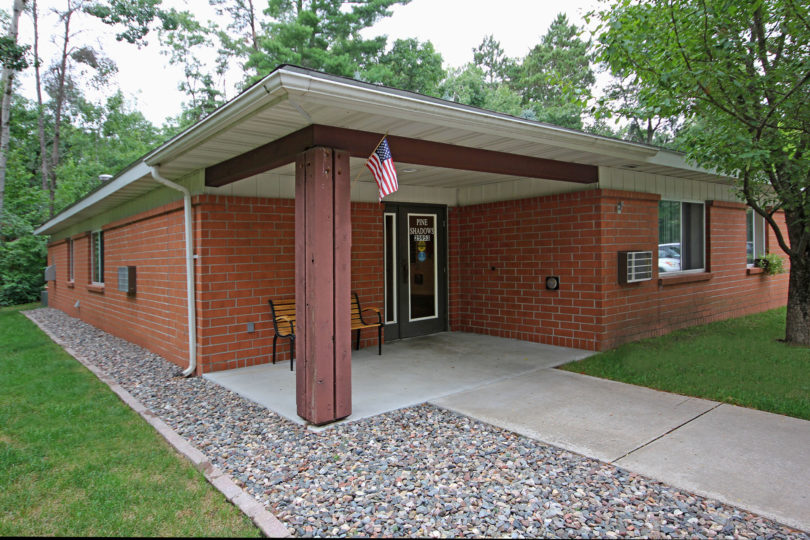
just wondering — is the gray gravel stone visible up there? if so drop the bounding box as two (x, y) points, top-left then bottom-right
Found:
(27, 308), (809, 539)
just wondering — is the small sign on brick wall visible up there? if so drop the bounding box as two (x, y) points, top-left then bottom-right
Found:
(117, 266), (137, 295)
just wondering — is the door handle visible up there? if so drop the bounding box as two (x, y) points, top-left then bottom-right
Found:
(401, 261), (407, 283)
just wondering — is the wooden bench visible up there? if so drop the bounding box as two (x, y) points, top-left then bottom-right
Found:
(269, 292), (382, 370)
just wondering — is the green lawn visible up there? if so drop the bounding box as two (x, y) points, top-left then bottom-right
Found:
(559, 307), (810, 420)
(0, 305), (261, 537)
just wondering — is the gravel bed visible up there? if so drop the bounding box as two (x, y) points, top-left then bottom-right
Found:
(27, 308), (808, 539)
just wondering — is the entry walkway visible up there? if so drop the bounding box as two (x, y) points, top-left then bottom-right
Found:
(206, 331), (809, 533)
(434, 369), (810, 533)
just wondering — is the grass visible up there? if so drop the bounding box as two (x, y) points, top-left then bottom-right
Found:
(559, 307), (810, 421)
(0, 304), (262, 537)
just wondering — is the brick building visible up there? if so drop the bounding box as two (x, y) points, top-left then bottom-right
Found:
(37, 66), (788, 424)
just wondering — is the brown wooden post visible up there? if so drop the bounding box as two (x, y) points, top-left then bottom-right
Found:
(295, 146), (352, 424)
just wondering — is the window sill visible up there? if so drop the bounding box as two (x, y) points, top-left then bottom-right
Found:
(66, 281), (75, 289)
(86, 283), (105, 293)
(658, 272), (713, 286)
(747, 266), (765, 275)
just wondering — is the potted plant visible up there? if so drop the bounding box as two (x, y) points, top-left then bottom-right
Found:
(755, 253), (785, 275)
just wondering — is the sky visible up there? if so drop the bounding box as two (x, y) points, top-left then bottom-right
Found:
(16, 0), (604, 126)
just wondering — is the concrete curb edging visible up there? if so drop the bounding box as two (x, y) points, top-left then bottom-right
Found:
(24, 312), (291, 538)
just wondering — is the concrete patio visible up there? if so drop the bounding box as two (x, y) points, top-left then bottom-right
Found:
(205, 331), (593, 426)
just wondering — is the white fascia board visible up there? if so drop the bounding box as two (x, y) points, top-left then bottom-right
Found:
(277, 68), (661, 162)
(34, 161), (153, 236)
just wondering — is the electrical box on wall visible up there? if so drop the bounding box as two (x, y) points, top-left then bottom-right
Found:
(117, 266), (137, 295)
(44, 265), (56, 282)
(618, 251), (653, 284)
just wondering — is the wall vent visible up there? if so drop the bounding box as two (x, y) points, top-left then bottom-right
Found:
(117, 266), (137, 295)
(618, 251), (653, 284)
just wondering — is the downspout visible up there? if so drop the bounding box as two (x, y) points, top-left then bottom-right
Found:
(150, 166), (198, 377)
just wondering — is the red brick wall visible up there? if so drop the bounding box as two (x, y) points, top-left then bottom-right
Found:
(46, 201), (190, 367)
(449, 189), (789, 351)
(194, 196), (295, 373)
(449, 190), (605, 350)
(194, 195), (383, 373)
(599, 196), (789, 349)
(47, 188), (789, 374)
(350, 203), (385, 349)
(47, 196), (386, 374)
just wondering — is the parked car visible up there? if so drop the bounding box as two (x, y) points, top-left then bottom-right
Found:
(658, 243), (681, 273)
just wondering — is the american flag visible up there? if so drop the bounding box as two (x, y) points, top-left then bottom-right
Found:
(366, 137), (398, 200)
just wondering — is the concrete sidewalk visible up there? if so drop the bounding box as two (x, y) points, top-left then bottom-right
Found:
(432, 369), (810, 533)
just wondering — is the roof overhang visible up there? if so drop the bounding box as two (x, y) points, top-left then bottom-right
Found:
(36, 65), (730, 236)
(35, 162), (155, 235)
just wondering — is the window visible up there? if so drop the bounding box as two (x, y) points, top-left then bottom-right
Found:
(746, 208), (767, 265)
(91, 231), (104, 284)
(658, 200), (705, 274)
(67, 239), (74, 282)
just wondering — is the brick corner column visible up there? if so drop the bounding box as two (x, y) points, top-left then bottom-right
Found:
(295, 146), (352, 425)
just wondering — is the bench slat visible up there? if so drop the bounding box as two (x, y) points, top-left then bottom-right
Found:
(269, 292), (382, 370)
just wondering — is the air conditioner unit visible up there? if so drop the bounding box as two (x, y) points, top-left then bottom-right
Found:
(618, 251), (653, 284)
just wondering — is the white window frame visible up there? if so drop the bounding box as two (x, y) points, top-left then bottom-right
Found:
(90, 230), (104, 284)
(67, 238), (74, 282)
(658, 199), (706, 275)
(383, 212), (397, 325)
(746, 208), (767, 266)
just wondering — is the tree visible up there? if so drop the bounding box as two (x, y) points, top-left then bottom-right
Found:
(31, 0), (49, 195)
(363, 38), (445, 96)
(0, 0), (29, 226)
(596, 0), (810, 345)
(210, 0), (261, 83)
(245, 0), (409, 83)
(472, 34), (512, 85)
(0, 93), (47, 305)
(512, 13), (595, 130)
(596, 76), (682, 146)
(54, 91), (162, 211)
(440, 64), (527, 118)
(83, 0), (179, 45)
(159, 10), (225, 127)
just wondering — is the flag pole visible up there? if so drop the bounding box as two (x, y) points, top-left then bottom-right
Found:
(352, 131), (389, 186)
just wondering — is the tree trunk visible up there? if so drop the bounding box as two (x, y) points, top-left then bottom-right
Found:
(785, 254), (810, 346)
(0, 0), (27, 224)
(32, 0), (50, 194)
(248, 0), (258, 52)
(48, 0), (73, 217)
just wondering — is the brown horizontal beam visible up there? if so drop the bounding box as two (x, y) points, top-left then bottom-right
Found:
(205, 126), (315, 187)
(205, 124), (598, 187)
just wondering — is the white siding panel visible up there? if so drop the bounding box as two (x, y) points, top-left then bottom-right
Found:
(457, 178), (592, 206)
(599, 166), (738, 202)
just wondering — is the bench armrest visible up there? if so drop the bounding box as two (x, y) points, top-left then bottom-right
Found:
(360, 307), (382, 325)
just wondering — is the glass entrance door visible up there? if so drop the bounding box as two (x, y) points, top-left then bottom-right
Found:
(384, 204), (447, 340)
